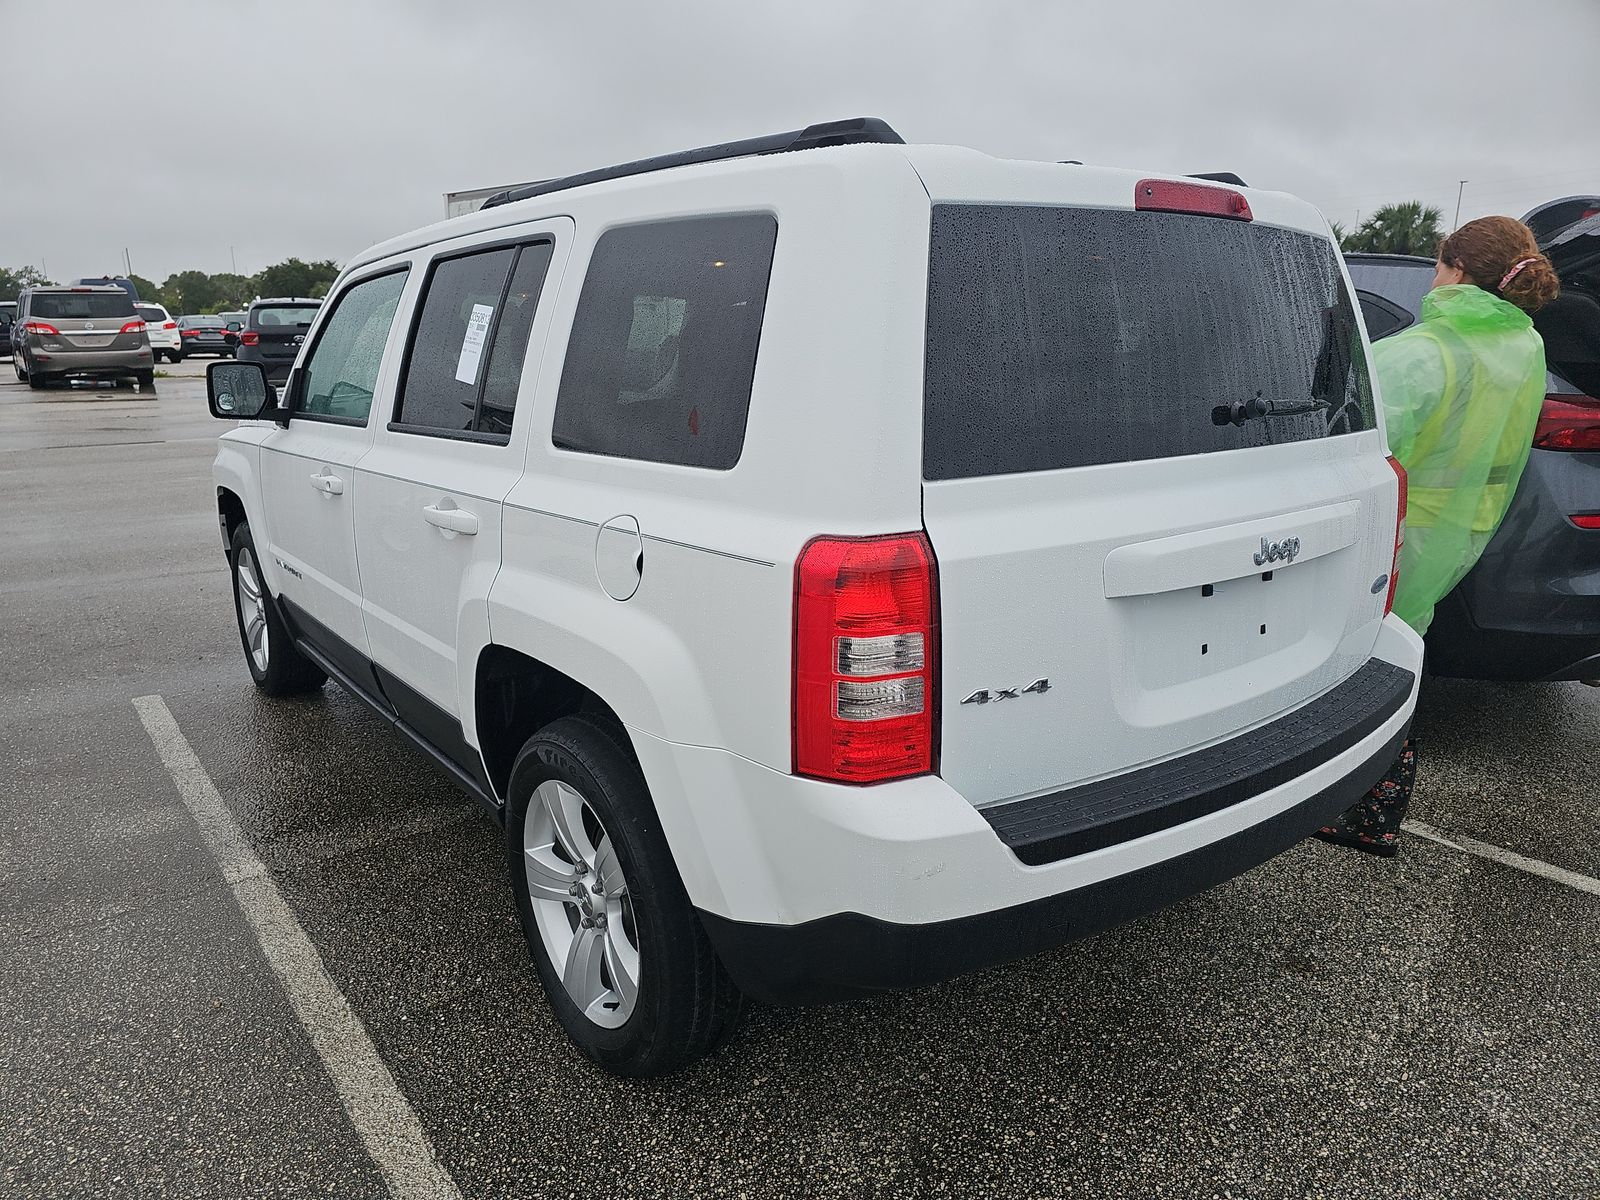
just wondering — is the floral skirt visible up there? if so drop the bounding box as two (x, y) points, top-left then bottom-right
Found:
(1315, 739), (1417, 856)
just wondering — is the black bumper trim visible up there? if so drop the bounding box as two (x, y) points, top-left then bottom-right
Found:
(699, 719), (1410, 1006)
(982, 658), (1415, 865)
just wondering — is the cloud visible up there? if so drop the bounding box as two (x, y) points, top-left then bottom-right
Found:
(6, 0), (1596, 285)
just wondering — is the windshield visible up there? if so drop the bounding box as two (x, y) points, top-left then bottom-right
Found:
(924, 205), (1374, 479)
(29, 292), (137, 320)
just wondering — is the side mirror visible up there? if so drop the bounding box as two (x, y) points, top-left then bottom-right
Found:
(226, 321), (242, 331)
(208, 360), (274, 420)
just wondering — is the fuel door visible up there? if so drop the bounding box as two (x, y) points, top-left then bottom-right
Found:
(595, 513), (643, 601)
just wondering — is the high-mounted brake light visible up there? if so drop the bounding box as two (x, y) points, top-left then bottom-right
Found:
(22, 321), (61, 337)
(240, 331), (261, 346)
(1135, 178), (1253, 221)
(1385, 455), (1407, 616)
(794, 533), (938, 784)
(1533, 394), (1600, 452)
(118, 319), (146, 335)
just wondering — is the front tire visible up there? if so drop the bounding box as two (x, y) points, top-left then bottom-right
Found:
(506, 715), (743, 1077)
(229, 522), (326, 696)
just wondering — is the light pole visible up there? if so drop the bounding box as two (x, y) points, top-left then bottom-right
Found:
(230, 245), (238, 274)
(1453, 180), (1468, 231)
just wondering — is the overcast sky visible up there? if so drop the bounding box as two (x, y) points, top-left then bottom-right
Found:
(6, 0), (1598, 285)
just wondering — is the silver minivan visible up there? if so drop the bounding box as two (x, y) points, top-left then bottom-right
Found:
(13, 285), (155, 389)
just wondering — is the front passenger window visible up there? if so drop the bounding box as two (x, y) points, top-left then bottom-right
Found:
(298, 270), (408, 422)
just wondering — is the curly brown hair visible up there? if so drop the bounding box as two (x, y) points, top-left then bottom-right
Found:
(1437, 215), (1560, 312)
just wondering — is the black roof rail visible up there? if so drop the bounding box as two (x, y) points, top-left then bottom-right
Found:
(479, 117), (904, 210)
(1188, 171), (1249, 187)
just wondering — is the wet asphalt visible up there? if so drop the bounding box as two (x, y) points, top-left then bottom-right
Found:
(1, 362), (1597, 1199)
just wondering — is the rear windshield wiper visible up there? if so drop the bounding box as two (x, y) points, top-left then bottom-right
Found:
(1212, 396), (1331, 427)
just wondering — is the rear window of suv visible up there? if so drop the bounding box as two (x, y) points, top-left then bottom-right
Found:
(254, 305), (320, 327)
(923, 206), (1375, 480)
(29, 292), (136, 320)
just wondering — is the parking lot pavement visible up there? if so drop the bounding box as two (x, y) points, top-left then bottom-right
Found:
(3, 362), (1598, 1198)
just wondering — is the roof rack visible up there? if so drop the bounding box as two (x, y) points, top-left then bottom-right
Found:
(1188, 171), (1249, 187)
(479, 116), (904, 210)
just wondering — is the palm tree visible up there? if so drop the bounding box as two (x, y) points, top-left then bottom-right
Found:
(1339, 202), (1445, 256)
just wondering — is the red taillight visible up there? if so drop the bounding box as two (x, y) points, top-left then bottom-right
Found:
(794, 533), (938, 784)
(1533, 394), (1600, 452)
(1570, 514), (1600, 530)
(182, 328), (201, 337)
(1134, 178), (1252, 221)
(22, 321), (60, 337)
(240, 330), (261, 346)
(1385, 455), (1407, 616)
(162, 321), (178, 330)
(119, 319), (146, 335)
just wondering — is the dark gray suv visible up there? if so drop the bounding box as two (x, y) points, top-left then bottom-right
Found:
(1346, 197), (1600, 681)
(234, 298), (320, 383)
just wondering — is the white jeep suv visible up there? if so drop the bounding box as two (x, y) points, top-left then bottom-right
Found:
(208, 118), (1422, 1077)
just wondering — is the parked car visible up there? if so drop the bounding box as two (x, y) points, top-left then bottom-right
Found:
(207, 118), (1421, 1076)
(1346, 197), (1600, 681)
(175, 314), (235, 359)
(12, 285), (153, 389)
(0, 299), (16, 358)
(233, 297), (320, 382)
(136, 303), (182, 363)
(73, 275), (139, 303)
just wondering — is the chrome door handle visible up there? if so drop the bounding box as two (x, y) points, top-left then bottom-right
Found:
(309, 470), (344, 495)
(422, 502), (478, 535)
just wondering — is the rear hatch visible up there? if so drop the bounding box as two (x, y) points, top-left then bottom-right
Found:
(920, 185), (1401, 807)
(26, 290), (142, 353)
(248, 303), (319, 366)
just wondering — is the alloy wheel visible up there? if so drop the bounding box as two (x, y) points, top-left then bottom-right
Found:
(235, 547), (270, 673)
(523, 779), (641, 1028)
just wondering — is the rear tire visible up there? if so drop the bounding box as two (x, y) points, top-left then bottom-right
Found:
(136, 368), (155, 389)
(13, 361), (24, 381)
(506, 714), (743, 1077)
(27, 372), (46, 390)
(229, 522), (327, 696)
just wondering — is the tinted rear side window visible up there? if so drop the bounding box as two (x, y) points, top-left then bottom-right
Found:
(30, 293), (136, 320)
(553, 214), (777, 470)
(1344, 259), (1435, 318)
(924, 206), (1375, 480)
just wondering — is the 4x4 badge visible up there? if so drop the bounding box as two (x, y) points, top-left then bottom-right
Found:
(962, 679), (1051, 705)
(1253, 535), (1301, 566)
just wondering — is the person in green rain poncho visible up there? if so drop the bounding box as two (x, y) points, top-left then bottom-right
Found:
(1317, 215), (1561, 857)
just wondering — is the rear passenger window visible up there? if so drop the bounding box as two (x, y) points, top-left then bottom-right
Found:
(395, 242), (553, 440)
(297, 269), (408, 424)
(553, 214), (777, 470)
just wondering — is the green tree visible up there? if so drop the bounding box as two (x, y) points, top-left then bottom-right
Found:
(128, 274), (165, 306)
(252, 257), (340, 301)
(1340, 202), (1445, 256)
(0, 264), (52, 299)
(160, 270), (224, 316)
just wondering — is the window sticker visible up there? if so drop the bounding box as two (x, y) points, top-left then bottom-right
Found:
(454, 303), (495, 385)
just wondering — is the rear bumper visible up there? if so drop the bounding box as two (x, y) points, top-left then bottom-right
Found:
(29, 348), (152, 376)
(627, 618), (1423, 1004)
(702, 719), (1408, 1005)
(1427, 585), (1600, 681)
(235, 347), (296, 377)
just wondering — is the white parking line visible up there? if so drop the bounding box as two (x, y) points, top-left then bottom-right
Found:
(1404, 819), (1600, 897)
(133, 695), (462, 1200)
